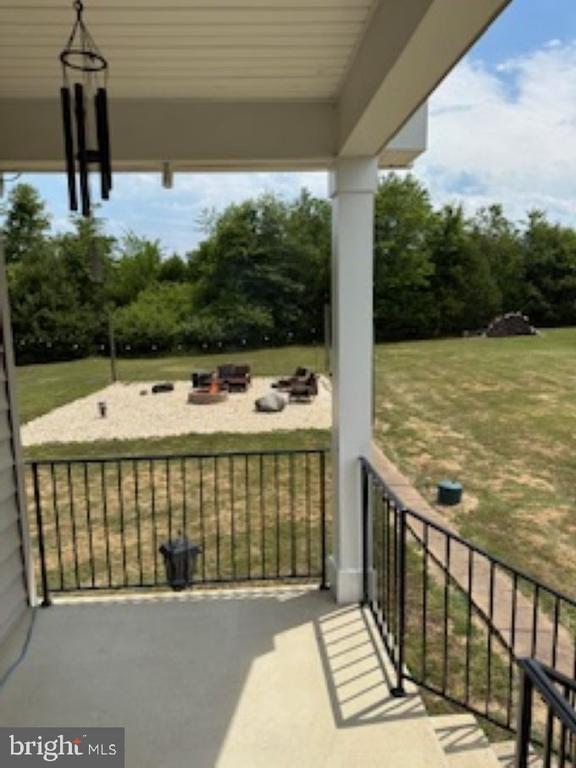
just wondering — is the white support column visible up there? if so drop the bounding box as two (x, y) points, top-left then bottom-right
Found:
(328, 156), (378, 603)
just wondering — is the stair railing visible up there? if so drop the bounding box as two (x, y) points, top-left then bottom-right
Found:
(515, 658), (576, 767)
(361, 456), (576, 755)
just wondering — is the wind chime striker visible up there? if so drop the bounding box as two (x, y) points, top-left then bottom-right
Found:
(60, 0), (112, 217)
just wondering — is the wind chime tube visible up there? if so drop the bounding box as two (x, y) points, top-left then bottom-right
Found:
(60, 87), (78, 211)
(95, 87), (112, 199)
(74, 82), (91, 217)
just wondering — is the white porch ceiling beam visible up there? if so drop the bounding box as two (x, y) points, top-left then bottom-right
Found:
(0, 99), (336, 172)
(337, 0), (511, 157)
(379, 102), (428, 169)
(0, 96), (426, 173)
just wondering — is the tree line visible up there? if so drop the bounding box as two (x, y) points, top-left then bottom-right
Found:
(2, 176), (576, 364)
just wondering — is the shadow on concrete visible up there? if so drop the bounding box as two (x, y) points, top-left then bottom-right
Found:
(314, 603), (426, 727)
(433, 718), (489, 755)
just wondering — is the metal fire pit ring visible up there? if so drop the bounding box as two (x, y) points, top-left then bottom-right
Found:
(187, 391), (229, 405)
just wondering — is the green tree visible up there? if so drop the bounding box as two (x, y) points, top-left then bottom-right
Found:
(159, 253), (188, 283)
(190, 194), (313, 345)
(429, 204), (501, 334)
(8, 243), (97, 362)
(2, 183), (50, 264)
(285, 190), (331, 341)
(9, 176), (576, 364)
(373, 174), (436, 340)
(114, 283), (194, 353)
(469, 205), (524, 313)
(54, 215), (114, 301)
(110, 234), (162, 306)
(522, 211), (576, 326)
(53, 215), (116, 349)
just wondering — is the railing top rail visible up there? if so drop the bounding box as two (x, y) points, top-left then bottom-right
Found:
(27, 447), (329, 466)
(520, 658), (576, 734)
(360, 455), (576, 610)
(535, 660), (576, 694)
(360, 456), (407, 512)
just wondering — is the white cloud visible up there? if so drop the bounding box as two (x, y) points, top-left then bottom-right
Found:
(93, 171), (328, 252)
(413, 41), (576, 225)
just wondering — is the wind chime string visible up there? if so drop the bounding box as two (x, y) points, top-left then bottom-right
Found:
(60, 1), (107, 75)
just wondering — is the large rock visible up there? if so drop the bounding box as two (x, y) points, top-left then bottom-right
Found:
(255, 392), (287, 413)
(486, 312), (537, 338)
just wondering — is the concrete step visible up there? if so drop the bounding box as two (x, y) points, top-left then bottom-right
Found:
(491, 740), (542, 768)
(431, 714), (502, 768)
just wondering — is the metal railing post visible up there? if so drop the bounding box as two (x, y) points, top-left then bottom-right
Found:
(319, 451), (328, 590)
(361, 463), (369, 606)
(391, 506), (407, 697)
(515, 665), (533, 768)
(32, 462), (51, 607)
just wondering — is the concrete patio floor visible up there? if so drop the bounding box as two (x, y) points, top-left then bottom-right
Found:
(0, 587), (449, 768)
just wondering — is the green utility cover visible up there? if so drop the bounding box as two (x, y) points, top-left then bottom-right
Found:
(437, 480), (463, 506)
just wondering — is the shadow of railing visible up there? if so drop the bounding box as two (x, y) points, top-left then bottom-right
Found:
(315, 604), (426, 728)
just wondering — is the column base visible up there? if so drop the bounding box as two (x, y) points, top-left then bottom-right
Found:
(328, 555), (364, 604)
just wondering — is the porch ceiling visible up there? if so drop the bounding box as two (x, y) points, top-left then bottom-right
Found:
(0, 0), (510, 171)
(0, 0), (375, 100)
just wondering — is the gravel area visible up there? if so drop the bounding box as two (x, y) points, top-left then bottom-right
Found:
(21, 377), (332, 446)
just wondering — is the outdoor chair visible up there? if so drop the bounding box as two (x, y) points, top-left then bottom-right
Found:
(273, 367), (311, 391)
(217, 364), (251, 393)
(288, 372), (318, 402)
(191, 370), (215, 389)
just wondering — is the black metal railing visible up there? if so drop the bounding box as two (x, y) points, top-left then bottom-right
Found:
(29, 449), (329, 601)
(516, 659), (576, 768)
(361, 456), (576, 748)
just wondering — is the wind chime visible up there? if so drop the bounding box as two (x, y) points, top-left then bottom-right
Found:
(59, 0), (112, 217)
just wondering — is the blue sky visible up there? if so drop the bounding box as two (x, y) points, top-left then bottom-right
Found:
(10, 0), (576, 255)
(472, 0), (576, 62)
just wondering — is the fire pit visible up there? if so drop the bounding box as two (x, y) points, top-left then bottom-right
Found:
(188, 375), (228, 405)
(188, 390), (228, 405)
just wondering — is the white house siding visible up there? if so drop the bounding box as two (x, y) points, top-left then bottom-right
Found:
(0, 253), (32, 682)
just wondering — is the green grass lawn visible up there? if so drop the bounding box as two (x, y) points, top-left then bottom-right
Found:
(15, 329), (576, 596)
(28, 445), (331, 592)
(24, 430), (330, 462)
(374, 327), (576, 595)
